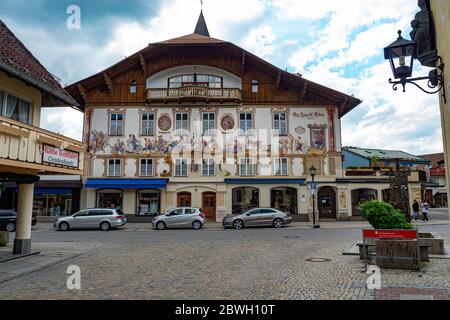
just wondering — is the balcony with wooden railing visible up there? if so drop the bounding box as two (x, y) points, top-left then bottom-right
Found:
(0, 115), (87, 175)
(146, 86), (242, 103)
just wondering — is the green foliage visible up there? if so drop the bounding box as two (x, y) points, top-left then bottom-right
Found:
(361, 200), (413, 230)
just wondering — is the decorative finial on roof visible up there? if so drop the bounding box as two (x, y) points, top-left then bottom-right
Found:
(194, 1), (210, 37)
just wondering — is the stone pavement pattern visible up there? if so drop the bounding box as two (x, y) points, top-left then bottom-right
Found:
(1, 236), (450, 300)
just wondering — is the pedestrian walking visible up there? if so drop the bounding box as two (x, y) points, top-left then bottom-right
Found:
(412, 200), (420, 221)
(421, 200), (430, 222)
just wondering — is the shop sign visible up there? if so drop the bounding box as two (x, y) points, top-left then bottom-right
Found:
(43, 144), (79, 168)
(363, 229), (418, 239)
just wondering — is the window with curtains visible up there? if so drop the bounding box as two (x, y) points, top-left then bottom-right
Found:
(174, 159), (188, 177)
(175, 113), (189, 135)
(109, 113), (124, 136)
(202, 159), (215, 176)
(1, 92), (31, 124)
(274, 112), (288, 136)
(140, 159), (154, 177)
(239, 158), (256, 176)
(108, 159), (121, 177)
(239, 113), (253, 134)
(202, 113), (215, 135)
(141, 113), (155, 136)
(274, 157), (289, 176)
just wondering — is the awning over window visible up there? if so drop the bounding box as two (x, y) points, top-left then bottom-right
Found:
(224, 178), (306, 185)
(85, 179), (169, 189)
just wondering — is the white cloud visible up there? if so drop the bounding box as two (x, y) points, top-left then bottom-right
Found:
(40, 108), (84, 141)
(241, 25), (277, 60)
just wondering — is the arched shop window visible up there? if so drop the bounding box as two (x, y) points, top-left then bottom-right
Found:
(137, 190), (161, 216)
(271, 187), (298, 215)
(232, 187), (259, 214)
(98, 190), (123, 210)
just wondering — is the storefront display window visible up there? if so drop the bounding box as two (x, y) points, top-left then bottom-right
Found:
(32, 190), (73, 217)
(137, 190), (161, 216)
(98, 190), (123, 210)
(271, 187), (298, 215)
(232, 187), (259, 214)
(351, 189), (378, 216)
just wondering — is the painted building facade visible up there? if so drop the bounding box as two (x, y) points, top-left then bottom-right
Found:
(64, 12), (421, 222)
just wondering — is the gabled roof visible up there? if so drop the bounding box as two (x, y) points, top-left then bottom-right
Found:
(66, 13), (362, 115)
(344, 147), (429, 163)
(0, 20), (77, 108)
(419, 153), (444, 167)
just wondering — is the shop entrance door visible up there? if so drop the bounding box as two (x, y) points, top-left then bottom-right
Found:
(177, 192), (192, 207)
(318, 187), (337, 220)
(202, 192), (216, 221)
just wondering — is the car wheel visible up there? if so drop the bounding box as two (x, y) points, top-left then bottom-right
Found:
(233, 219), (244, 230)
(100, 222), (111, 231)
(156, 221), (166, 230)
(192, 221), (202, 230)
(274, 218), (284, 229)
(59, 222), (69, 232)
(6, 223), (15, 232)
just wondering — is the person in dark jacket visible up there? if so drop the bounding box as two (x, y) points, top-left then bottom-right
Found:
(412, 200), (420, 221)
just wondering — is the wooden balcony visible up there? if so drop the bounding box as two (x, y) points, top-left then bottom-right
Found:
(146, 87), (242, 103)
(0, 116), (86, 175)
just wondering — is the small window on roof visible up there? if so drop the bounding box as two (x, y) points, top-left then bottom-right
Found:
(252, 80), (259, 93)
(130, 80), (137, 94)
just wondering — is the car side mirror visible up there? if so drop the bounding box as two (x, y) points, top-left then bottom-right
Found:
(246, 213), (251, 216)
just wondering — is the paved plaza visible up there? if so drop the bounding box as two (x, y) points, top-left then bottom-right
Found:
(0, 216), (449, 300)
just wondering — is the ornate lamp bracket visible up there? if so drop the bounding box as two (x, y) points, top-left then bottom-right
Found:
(388, 56), (446, 103)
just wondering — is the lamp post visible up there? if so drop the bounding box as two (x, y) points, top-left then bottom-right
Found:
(309, 165), (320, 229)
(384, 30), (446, 102)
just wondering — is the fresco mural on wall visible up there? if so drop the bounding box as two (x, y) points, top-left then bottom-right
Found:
(279, 134), (308, 155)
(308, 124), (327, 150)
(90, 130), (109, 153)
(111, 139), (126, 155)
(127, 134), (143, 153)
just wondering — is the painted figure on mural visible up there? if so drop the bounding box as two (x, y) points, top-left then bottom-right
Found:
(127, 134), (142, 153)
(311, 128), (326, 150)
(90, 130), (108, 153)
(111, 139), (126, 154)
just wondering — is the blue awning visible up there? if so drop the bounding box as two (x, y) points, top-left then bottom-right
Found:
(224, 178), (307, 185)
(85, 179), (168, 189)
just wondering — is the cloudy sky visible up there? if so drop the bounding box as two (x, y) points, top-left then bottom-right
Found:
(0, 0), (443, 155)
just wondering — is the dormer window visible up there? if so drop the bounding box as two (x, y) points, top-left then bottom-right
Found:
(252, 80), (259, 93)
(168, 74), (222, 89)
(130, 80), (137, 94)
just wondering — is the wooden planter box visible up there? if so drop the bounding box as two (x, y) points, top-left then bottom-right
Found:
(0, 231), (9, 246)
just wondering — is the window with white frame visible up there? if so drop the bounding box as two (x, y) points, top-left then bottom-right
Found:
(252, 80), (259, 93)
(175, 113), (189, 134)
(274, 112), (288, 136)
(108, 159), (121, 177)
(275, 157), (289, 176)
(239, 113), (253, 134)
(140, 159), (154, 177)
(240, 158), (256, 176)
(141, 113), (155, 136)
(130, 80), (137, 94)
(109, 113), (124, 136)
(175, 159), (188, 177)
(202, 159), (215, 176)
(0, 91), (31, 124)
(202, 113), (216, 135)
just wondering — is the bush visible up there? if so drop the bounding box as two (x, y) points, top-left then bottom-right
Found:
(361, 200), (413, 230)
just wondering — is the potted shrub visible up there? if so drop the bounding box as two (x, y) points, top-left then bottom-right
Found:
(360, 200), (422, 270)
(370, 155), (381, 171)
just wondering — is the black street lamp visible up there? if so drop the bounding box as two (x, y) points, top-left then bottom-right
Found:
(309, 165), (320, 229)
(384, 30), (446, 102)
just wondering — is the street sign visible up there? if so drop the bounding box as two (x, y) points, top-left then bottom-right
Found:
(310, 182), (316, 190)
(362, 229), (418, 239)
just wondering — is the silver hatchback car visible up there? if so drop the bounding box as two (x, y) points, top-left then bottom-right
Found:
(152, 208), (206, 230)
(223, 208), (292, 230)
(54, 209), (127, 231)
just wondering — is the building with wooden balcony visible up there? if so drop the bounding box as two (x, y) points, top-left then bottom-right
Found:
(0, 20), (86, 254)
(65, 11), (377, 223)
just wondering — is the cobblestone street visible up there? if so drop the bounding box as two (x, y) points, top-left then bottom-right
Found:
(1, 223), (449, 300)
